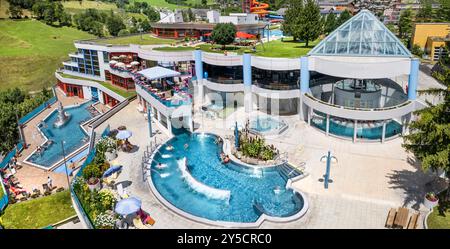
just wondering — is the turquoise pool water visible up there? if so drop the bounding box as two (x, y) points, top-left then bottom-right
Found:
(249, 116), (286, 133)
(311, 116), (402, 140)
(27, 101), (94, 168)
(150, 133), (304, 223)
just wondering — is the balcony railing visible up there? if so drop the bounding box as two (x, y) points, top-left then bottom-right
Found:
(207, 77), (243, 84)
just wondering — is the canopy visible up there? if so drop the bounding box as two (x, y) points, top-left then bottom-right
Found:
(204, 32), (212, 36)
(109, 60), (118, 64)
(130, 61), (140, 66)
(115, 62), (126, 68)
(137, 66), (181, 81)
(115, 197), (142, 216)
(236, 32), (256, 39)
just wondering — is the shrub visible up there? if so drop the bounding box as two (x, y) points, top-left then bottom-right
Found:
(98, 189), (116, 211)
(82, 163), (102, 180)
(94, 210), (118, 229)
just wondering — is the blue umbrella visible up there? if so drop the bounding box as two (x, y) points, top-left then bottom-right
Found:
(115, 197), (142, 216)
(116, 130), (132, 140)
(102, 165), (123, 178)
(234, 122), (239, 149)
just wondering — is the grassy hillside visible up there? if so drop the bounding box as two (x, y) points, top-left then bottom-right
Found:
(0, 19), (94, 91)
(130, 0), (215, 10)
(62, 0), (118, 14)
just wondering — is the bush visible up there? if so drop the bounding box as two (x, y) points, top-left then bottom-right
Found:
(117, 29), (130, 37)
(82, 163), (102, 180)
(411, 44), (424, 57)
(94, 210), (118, 229)
(98, 189), (116, 211)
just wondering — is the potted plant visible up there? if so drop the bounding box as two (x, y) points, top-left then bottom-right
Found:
(82, 163), (102, 191)
(424, 192), (439, 209)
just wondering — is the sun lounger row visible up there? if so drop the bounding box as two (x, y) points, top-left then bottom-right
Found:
(385, 207), (420, 229)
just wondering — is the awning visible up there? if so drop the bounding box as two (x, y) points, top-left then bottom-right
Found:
(137, 66), (181, 80)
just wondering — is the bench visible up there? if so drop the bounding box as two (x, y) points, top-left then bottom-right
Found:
(407, 213), (419, 229)
(385, 208), (397, 228)
(394, 207), (409, 228)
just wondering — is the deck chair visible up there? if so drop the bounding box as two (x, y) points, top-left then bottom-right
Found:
(42, 183), (51, 196)
(407, 213), (419, 229)
(385, 208), (396, 228)
(133, 217), (151, 229)
(116, 183), (129, 199)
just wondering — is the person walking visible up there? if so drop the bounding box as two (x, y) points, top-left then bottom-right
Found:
(47, 176), (53, 189)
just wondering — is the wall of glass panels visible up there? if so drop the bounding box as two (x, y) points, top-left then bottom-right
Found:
(203, 63), (243, 84)
(252, 67), (299, 90)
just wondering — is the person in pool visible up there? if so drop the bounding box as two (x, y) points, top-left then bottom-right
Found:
(184, 143), (189, 150)
(166, 144), (174, 151)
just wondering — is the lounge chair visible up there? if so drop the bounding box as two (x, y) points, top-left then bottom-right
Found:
(116, 183), (129, 199)
(133, 217), (151, 229)
(42, 184), (52, 196)
(385, 208), (396, 228)
(407, 213), (419, 229)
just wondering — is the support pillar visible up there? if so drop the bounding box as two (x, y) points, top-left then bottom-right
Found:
(299, 56), (310, 120)
(194, 49), (204, 105)
(381, 121), (386, 143)
(408, 58), (419, 100)
(307, 107), (311, 126)
(147, 107), (152, 138)
(325, 114), (330, 136)
(353, 120), (358, 143)
(243, 53), (252, 113)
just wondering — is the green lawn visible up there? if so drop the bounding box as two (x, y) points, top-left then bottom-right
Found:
(94, 34), (176, 45)
(130, 0), (215, 10)
(427, 201), (450, 229)
(58, 72), (136, 98)
(198, 44), (250, 54)
(0, 19), (94, 92)
(0, 191), (76, 229)
(63, 0), (117, 15)
(153, 46), (196, 51)
(254, 37), (320, 58)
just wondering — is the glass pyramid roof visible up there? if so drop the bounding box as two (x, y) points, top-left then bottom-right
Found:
(309, 10), (411, 57)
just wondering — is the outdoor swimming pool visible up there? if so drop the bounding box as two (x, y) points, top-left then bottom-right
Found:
(149, 133), (305, 225)
(311, 116), (402, 140)
(27, 101), (95, 169)
(249, 116), (288, 135)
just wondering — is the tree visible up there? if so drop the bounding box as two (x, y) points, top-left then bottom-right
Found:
(411, 44), (424, 57)
(211, 23), (236, 49)
(403, 58), (450, 200)
(202, 0), (207, 6)
(8, 4), (23, 19)
(143, 6), (160, 22)
(282, 0), (303, 41)
(324, 11), (337, 34)
(398, 8), (413, 41)
(297, 0), (321, 47)
(187, 8), (195, 22)
(336, 9), (352, 27)
(106, 12), (125, 37)
(437, 0), (450, 22)
(416, 0), (433, 22)
(140, 19), (151, 31)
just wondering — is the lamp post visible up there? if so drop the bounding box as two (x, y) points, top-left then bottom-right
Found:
(320, 151), (338, 189)
(61, 141), (71, 190)
(138, 25), (143, 40)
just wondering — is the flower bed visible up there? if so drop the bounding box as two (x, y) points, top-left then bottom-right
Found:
(72, 135), (121, 229)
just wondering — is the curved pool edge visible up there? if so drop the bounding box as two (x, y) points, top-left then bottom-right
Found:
(146, 132), (310, 228)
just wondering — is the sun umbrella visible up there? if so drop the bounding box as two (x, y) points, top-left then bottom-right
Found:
(115, 197), (141, 216)
(130, 61), (140, 66)
(115, 62), (126, 68)
(109, 60), (118, 64)
(116, 130), (133, 140)
(102, 165), (123, 178)
(111, 56), (120, 60)
(119, 54), (127, 59)
(204, 32), (212, 36)
(236, 32), (256, 39)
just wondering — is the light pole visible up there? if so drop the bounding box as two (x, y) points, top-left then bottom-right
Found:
(138, 25), (143, 40)
(61, 141), (71, 190)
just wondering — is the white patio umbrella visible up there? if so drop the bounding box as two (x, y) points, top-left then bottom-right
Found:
(119, 54), (127, 59)
(109, 60), (118, 64)
(111, 56), (120, 60)
(130, 61), (140, 66)
(115, 62), (126, 68)
(116, 130), (133, 140)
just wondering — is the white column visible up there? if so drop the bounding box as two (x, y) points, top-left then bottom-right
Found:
(326, 114), (330, 136)
(381, 121), (387, 143)
(167, 117), (173, 136)
(353, 120), (358, 143)
(307, 107), (311, 126)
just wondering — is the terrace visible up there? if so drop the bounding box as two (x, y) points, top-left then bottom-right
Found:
(134, 66), (192, 108)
